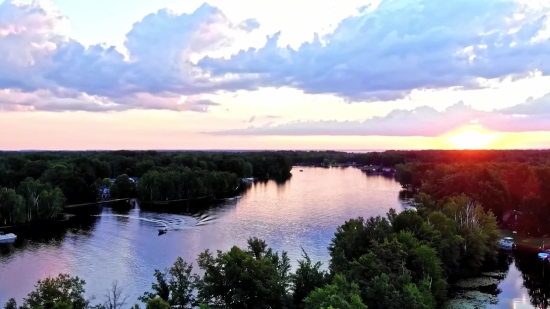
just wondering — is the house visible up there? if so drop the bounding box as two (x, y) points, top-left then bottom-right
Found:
(100, 185), (110, 200)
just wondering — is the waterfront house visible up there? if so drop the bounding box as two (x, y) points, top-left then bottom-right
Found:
(100, 185), (110, 200)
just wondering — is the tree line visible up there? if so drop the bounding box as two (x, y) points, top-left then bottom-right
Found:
(4, 195), (498, 309)
(0, 151), (294, 226)
(137, 169), (240, 202)
(3, 149), (549, 227)
(396, 160), (550, 236)
(0, 178), (65, 226)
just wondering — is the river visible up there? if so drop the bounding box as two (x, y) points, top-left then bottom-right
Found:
(0, 167), (547, 308)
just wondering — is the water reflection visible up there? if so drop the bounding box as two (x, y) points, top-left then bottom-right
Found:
(515, 252), (550, 308)
(3, 167), (548, 309)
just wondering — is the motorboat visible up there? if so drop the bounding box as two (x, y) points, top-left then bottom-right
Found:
(0, 231), (17, 243)
(499, 237), (515, 249)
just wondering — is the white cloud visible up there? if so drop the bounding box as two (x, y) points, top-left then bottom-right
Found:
(0, 0), (258, 112)
(206, 96), (550, 136)
(1, 0), (550, 115)
(199, 0), (550, 101)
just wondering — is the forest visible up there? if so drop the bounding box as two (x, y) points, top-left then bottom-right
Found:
(0, 151), (294, 226)
(2, 149), (550, 227)
(4, 149), (544, 307)
(3, 191), (499, 309)
(396, 156), (550, 236)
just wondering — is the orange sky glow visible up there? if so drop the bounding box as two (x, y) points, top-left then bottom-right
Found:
(1, 0), (550, 150)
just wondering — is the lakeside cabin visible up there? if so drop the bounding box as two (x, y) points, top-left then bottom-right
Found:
(101, 177), (140, 200)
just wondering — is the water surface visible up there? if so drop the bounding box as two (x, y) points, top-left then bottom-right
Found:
(0, 167), (547, 308)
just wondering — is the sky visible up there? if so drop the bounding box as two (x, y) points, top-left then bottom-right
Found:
(1, 0), (550, 150)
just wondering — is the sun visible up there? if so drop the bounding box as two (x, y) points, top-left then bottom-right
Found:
(446, 128), (497, 149)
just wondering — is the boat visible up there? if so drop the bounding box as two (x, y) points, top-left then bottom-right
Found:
(158, 228), (168, 234)
(299, 170), (303, 172)
(499, 237), (515, 249)
(0, 231), (17, 243)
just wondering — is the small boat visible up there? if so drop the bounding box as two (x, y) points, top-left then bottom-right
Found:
(499, 237), (515, 250)
(0, 231), (17, 243)
(158, 228), (168, 234)
(299, 170), (303, 172)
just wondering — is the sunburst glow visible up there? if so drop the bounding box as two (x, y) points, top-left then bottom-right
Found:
(446, 128), (497, 149)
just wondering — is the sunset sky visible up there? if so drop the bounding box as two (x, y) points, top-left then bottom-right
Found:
(1, 0), (550, 150)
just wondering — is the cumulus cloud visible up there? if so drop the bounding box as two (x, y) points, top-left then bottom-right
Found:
(206, 96), (550, 136)
(199, 0), (550, 101)
(0, 0), (258, 112)
(500, 92), (550, 115)
(2, 0), (550, 113)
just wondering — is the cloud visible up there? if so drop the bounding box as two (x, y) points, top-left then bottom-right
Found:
(2, 0), (550, 113)
(206, 96), (550, 136)
(500, 92), (550, 115)
(198, 0), (550, 101)
(0, 0), (258, 112)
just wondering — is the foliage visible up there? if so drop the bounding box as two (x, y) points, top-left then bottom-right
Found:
(292, 248), (329, 309)
(137, 169), (239, 202)
(20, 274), (89, 309)
(396, 160), (550, 236)
(0, 179), (65, 226)
(196, 237), (292, 309)
(3, 299), (17, 309)
(139, 258), (199, 309)
(109, 175), (135, 199)
(3, 149), (527, 308)
(304, 274), (367, 309)
(145, 298), (170, 309)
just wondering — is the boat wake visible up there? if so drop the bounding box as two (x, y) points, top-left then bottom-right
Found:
(92, 212), (218, 232)
(92, 214), (170, 227)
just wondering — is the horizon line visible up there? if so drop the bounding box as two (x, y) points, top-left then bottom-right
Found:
(2, 148), (550, 152)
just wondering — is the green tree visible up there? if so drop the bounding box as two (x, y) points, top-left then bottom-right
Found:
(328, 216), (392, 274)
(443, 195), (499, 275)
(197, 238), (292, 309)
(304, 274), (367, 309)
(110, 175), (135, 199)
(20, 274), (89, 309)
(140, 258), (198, 309)
(0, 188), (25, 225)
(145, 298), (170, 309)
(3, 299), (17, 309)
(292, 248), (328, 309)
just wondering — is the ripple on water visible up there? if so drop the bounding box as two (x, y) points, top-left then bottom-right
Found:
(0, 167), (406, 305)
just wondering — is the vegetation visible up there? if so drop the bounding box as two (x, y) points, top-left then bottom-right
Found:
(4, 149), (546, 306)
(0, 151), (294, 226)
(396, 160), (550, 236)
(4, 197), (499, 309)
(137, 169), (239, 202)
(3, 149), (546, 223)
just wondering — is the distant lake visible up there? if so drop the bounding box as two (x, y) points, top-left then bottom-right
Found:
(0, 167), (547, 308)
